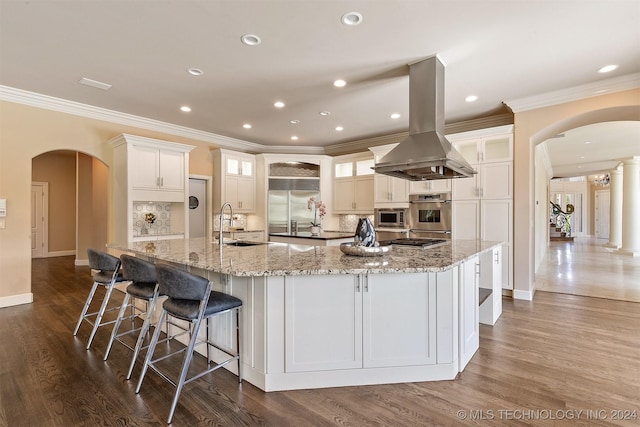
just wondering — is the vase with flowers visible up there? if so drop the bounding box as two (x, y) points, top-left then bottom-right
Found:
(143, 212), (157, 235)
(307, 196), (326, 235)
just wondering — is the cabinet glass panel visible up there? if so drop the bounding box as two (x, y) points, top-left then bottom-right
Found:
(456, 141), (479, 164)
(356, 159), (374, 175)
(335, 162), (353, 178)
(484, 136), (511, 161)
(241, 160), (253, 176)
(227, 158), (239, 175)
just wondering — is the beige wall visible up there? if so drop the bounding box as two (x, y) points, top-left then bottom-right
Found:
(0, 100), (222, 303)
(513, 88), (640, 300)
(32, 151), (77, 253)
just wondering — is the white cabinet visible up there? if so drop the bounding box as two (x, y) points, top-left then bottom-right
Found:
(333, 155), (374, 213)
(109, 134), (194, 244)
(458, 255), (479, 371)
(284, 273), (436, 373)
(213, 149), (256, 213)
(409, 179), (451, 194)
(130, 145), (185, 193)
(479, 245), (503, 326)
(374, 174), (409, 206)
(449, 125), (513, 290)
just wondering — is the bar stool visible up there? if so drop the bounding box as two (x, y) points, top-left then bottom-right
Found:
(103, 254), (161, 380)
(136, 264), (242, 424)
(73, 249), (129, 349)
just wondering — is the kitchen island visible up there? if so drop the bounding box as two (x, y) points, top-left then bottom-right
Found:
(269, 230), (355, 246)
(108, 237), (502, 391)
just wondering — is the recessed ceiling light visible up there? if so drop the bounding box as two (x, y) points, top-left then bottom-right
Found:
(341, 12), (363, 26)
(465, 95), (478, 102)
(291, 136), (299, 141)
(241, 34), (261, 46)
(598, 64), (618, 73)
(319, 111), (331, 116)
(274, 101), (285, 108)
(243, 123), (252, 129)
(290, 119), (300, 124)
(187, 68), (204, 76)
(180, 106), (192, 112)
(585, 141), (592, 144)
(333, 79), (346, 88)
(390, 113), (401, 119)
(335, 126), (344, 131)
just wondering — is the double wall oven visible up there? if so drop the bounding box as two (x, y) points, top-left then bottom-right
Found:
(409, 192), (452, 240)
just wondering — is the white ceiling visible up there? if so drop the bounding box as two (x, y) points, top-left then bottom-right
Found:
(1, 1), (639, 178)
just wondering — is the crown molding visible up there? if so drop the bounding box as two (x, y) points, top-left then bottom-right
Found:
(505, 73), (640, 113)
(0, 85), (267, 153)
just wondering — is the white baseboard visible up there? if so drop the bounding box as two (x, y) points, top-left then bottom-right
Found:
(47, 250), (76, 257)
(513, 287), (535, 301)
(0, 293), (34, 308)
(75, 258), (89, 266)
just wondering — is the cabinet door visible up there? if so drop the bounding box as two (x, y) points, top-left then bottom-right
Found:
(389, 176), (409, 203)
(236, 177), (255, 212)
(363, 273), (436, 368)
(454, 139), (480, 164)
(334, 179), (355, 211)
(481, 200), (512, 290)
(130, 145), (159, 190)
(354, 176), (374, 212)
(410, 179), (451, 194)
(452, 200), (480, 240)
(482, 135), (512, 163)
(374, 175), (391, 202)
(285, 275), (362, 372)
(225, 175), (240, 209)
(452, 173), (480, 199)
(158, 149), (185, 191)
(459, 256), (479, 371)
(481, 162), (511, 199)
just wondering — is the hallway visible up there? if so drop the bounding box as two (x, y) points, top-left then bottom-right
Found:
(535, 237), (640, 302)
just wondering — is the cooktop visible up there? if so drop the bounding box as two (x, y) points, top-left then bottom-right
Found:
(379, 238), (449, 248)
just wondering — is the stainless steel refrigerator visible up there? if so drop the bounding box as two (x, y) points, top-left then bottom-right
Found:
(268, 178), (320, 234)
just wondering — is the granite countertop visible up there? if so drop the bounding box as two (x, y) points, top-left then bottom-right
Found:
(269, 230), (355, 240)
(108, 237), (502, 277)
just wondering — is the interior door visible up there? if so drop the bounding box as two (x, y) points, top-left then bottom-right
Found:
(188, 178), (206, 238)
(31, 182), (47, 258)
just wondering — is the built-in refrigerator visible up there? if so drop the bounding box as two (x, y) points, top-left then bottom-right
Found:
(268, 178), (320, 234)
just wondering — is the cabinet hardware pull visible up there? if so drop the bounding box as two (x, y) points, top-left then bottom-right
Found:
(355, 277), (360, 292)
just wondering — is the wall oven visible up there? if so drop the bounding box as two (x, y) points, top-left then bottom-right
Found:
(409, 192), (452, 239)
(374, 208), (407, 229)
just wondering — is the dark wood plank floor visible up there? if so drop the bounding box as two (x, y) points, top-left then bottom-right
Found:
(1, 256), (639, 426)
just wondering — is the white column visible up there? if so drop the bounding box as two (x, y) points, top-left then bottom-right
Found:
(606, 166), (623, 248)
(616, 157), (640, 256)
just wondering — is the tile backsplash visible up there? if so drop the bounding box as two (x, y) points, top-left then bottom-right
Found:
(133, 202), (172, 236)
(339, 214), (374, 232)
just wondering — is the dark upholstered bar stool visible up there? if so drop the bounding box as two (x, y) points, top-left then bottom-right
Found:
(103, 254), (161, 380)
(73, 249), (129, 349)
(136, 264), (242, 424)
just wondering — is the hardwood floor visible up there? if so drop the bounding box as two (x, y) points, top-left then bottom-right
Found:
(0, 256), (638, 426)
(536, 237), (640, 302)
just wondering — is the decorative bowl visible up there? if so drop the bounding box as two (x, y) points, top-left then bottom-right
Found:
(339, 242), (392, 257)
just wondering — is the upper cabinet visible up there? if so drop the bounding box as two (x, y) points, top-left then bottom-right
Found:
(333, 154), (374, 213)
(109, 134), (194, 243)
(213, 149), (256, 213)
(453, 133), (513, 165)
(368, 144), (410, 206)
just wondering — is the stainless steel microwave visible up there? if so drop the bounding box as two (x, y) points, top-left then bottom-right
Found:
(374, 208), (407, 228)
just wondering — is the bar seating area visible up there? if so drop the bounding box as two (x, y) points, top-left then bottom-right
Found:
(73, 249), (243, 424)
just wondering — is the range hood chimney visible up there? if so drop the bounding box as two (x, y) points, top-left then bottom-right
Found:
(374, 56), (476, 181)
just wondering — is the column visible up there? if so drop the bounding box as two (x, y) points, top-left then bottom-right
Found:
(605, 166), (623, 248)
(616, 157), (640, 256)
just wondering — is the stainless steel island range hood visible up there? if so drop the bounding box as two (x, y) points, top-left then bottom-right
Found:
(374, 56), (476, 181)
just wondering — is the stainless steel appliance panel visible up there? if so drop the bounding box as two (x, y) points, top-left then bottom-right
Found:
(374, 208), (407, 228)
(409, 192), (452, 236)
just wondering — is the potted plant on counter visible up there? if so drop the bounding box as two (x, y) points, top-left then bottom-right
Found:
(308, 196), (326, 235)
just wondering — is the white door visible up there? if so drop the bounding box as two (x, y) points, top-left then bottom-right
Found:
(595, 190), (610, 239)
(188, 178), (206, 238)
(31, 182), (48, 258)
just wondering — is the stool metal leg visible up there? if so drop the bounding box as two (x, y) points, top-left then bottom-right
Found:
(135, 308), (167, 394)
(126, 287), (160, 380)
(103, 293), (131, 360)
(73, 281), (99, 336)
(86, 283), (116, 349)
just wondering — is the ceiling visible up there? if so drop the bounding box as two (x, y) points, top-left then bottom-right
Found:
(1, 1), (639, 178)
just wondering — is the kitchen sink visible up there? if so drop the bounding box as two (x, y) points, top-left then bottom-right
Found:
(224, 241), (268, 247)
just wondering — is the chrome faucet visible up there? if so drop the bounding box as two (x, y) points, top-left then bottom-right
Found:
(218, 202), (234, 246)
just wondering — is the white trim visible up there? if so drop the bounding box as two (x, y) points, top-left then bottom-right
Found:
(47, 250), (76, 257)
(506, 73), (640, 113)
(513, 288), (535, 301)
(74, 258), (89, 267)
(447, 124), (514, 142)
(0, 293), (33, 308)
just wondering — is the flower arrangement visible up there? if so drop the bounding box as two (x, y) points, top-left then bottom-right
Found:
(307, 196), (326, 226)
(144, 212), (157, 225)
